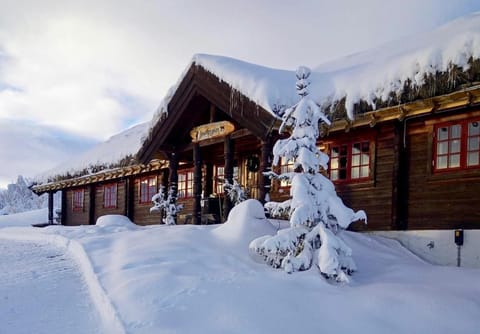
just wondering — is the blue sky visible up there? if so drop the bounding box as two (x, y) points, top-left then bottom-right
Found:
(1, 0), (480, 188)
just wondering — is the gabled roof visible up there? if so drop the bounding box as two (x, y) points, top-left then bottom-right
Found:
(33, 12), (480, 189)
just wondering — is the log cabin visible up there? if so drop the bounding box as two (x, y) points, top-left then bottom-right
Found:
(32, 13), (480, 234)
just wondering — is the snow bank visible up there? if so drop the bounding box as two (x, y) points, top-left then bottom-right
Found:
(212, 199), (277, 248)
(96, 215), (139, 232)
(0, 208), (47, 227)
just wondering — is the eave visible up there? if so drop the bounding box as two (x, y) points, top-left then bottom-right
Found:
(32, 159), (167, 195)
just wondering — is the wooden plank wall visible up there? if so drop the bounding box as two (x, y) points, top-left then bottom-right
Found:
(132, 174), (164, 226)
(64, 187), (90, 226)
(406, 118), (480, 229)
(93, 181), (126, 223)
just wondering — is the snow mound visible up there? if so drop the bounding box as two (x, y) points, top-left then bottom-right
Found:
(0, 208), (48, 228)
(95, 215), (138, 233)
(212, 199), (277, 248)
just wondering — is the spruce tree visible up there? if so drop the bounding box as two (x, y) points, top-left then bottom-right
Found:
(250, 67), (366, 282)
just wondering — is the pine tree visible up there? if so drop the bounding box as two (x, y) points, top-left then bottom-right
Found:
(250, 67), (366, 282)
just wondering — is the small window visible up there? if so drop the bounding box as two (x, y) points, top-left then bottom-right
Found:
(178, 170), (194, 198)
(214, 165), (239, 194)
(279, 157), (294, 187)
(139, 176), (157, 204)
(103, 183), (117, 208)
(434, 118), (480, 172)
(329, 140), (371, 182)
(72, 189), (84, 211)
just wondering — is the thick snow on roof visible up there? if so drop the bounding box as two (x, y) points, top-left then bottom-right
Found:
(39, 12), (480, 183)
(36, 122), (149, 183)
(313, 11), (480, 118)
(153, 12), (480, 124)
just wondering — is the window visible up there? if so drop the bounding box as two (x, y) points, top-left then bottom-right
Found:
(329, 140), (371, 182)
(139, 176), (157, 204)
(72, 189), (84, 211)
(434, 119), (480, 171)
(279, 157), (294, 187)
(103, 183), (117, 208)
(214, 165), (239, 194)
(178, 170), (194, 198)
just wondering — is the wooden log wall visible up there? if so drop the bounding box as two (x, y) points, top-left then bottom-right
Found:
(64, 187), (90, 226)
(406, 115), (480, 229)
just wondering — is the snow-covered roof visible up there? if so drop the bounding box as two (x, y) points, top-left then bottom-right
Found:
(153, 12), (480, 124)
(35, 122), (150, 184)
(37, 12), (480, 185)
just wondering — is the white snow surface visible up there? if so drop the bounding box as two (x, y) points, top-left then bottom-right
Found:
(0, 205), (479, 333)
(35, 122), (149, 184)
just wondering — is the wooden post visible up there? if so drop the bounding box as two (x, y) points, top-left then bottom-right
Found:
(223, 135), (234, 221)
(392, 121), (408, 230)
(204, 162), (213, 197)
(193, 143), (203, 225)
(209, 103), (216, 123)
(125, 177), (134, 221)
(259, 138), (273, 204)
(89, 184), (96, 225)
(47, 191), (54, 224)
(169, 152), (179, 224)
(61, 190), (67, 225)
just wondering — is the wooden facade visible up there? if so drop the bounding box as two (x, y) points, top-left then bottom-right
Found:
(32, 61), (480, 231)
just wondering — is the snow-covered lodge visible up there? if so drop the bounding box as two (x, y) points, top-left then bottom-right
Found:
(33, 13), (480, 232)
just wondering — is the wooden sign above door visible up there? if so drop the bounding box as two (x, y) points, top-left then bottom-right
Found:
(190, 121), (235, 143)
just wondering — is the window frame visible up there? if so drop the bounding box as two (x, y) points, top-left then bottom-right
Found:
(177, 169), (194, 199)
(214, 165), (239, 194)
(72, 188), (85, 212)
(433, 118), (480, 172)
(328, 139), (372, 184)
(278, 157), (295, 188)
(103, 183), (118, 209)
(139, 176), (157, 204)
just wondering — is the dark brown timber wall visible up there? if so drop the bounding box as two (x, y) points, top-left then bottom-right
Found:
(64, 187), (90, 226)
(133, 174), (163, 226)
(93, 181), (126, 223)
(406, 112), (480, 229)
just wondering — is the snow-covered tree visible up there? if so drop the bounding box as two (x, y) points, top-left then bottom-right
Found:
(250, 66), (366, 282)
(0, 175), (48, 215)
(150, 185), (183, 225)
(223, 179), (248, 206)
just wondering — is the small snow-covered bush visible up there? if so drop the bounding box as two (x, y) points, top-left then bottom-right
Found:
(150, 186), (183, 225)
(223, 179), (248, 206)
(250, 67), (366, 282)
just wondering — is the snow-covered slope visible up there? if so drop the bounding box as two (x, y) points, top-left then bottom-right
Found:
(35, 122), (149, 183)
(0, 205), (479, 333)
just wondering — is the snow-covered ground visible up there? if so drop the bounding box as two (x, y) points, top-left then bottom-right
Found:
(0, 202), (479, 334)
(0, 239), (103, 334)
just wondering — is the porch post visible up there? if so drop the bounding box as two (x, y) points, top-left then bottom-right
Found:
(89, 184), (96, 225)
(204, 162), (213, 197)
(223, 135), (234, 221)
(61, 190), (67, 225)
(259, 137), (273, 204)
(47, 191), (54, 224)
(193, 143), (203, 225)
(169, 152), (179, 224)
